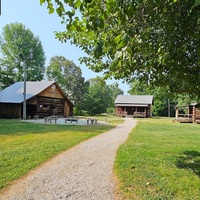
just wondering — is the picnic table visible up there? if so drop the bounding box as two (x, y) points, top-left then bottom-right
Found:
(86, 118), (97, 124)
(44, 115), (58, 124)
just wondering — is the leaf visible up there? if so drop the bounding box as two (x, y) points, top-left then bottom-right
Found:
(74, 0), (82, 9)
(49, 8), (55, 14)
(40, 0), (46, 5)
(114, 35), (121, 44)
(56, 8), (62, 16)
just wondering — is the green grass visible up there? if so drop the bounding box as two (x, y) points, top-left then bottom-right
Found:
(115, 118), (200, 200)
(0, 117), (124, 190)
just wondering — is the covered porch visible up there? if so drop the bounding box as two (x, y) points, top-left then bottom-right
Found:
(116, 104), (152, 118)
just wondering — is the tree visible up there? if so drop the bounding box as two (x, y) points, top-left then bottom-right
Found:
(127, 80), (150, 95)
(83, 76), (112, 115)
(107, 82), (124, 113)
(41, 0), (200, 98)
(46, 56), (88, 108)
(0, 22), (45, 89)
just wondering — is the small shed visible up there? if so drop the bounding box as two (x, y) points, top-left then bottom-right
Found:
(175, 103), (200, 123)
(115, 95), (153, 118)
(0, 81), (73, 118)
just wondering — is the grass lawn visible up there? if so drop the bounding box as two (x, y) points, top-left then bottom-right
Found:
(0, 116), (124, 190)
(115, 118), (200, 200)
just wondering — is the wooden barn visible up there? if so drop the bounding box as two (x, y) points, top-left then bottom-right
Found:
(115, 95), (153, 118)
(0, 81), (73, 118)
(175, 103), (200, 124)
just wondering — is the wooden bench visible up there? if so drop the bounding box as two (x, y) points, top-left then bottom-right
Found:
(65, 117), (78, 123)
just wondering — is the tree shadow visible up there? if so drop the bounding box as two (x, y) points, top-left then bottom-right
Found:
(176, 150), (200, 177)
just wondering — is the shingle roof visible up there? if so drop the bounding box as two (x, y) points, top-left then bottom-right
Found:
(0, 81), (55, 103)
(115, 95), (153, 105)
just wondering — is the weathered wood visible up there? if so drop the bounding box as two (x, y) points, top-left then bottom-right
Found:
(116, 111), (127, 117)
(37, 96), (65, 118)
(133, 111), (146, 118)
(175, 104), (200, 123)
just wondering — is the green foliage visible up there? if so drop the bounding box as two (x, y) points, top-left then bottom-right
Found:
(128, 80), (150, 95)
(108, 82), (124, 107)
(46, 56), (88, 108)
(41, 0), (200, 98)
(115, 118), (200, 199)
(83, 76), (113, 115)
(0, 23), (45, 89)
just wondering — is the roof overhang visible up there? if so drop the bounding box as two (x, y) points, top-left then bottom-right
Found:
(115, 104), (149, 107)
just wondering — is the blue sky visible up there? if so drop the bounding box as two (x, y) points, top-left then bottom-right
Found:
(0, 0), (130, 94)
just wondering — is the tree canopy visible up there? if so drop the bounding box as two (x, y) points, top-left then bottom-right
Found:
(46, 56), (88, 108)
(41, 0), (200, 98)
(0, 22), (45, 89)
(83, 76), (113, 115)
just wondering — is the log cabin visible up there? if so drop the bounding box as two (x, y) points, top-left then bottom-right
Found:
(0, 81), (73, 118)
(115, 95), (153, 118)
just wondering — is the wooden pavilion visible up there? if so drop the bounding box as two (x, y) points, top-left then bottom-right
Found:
(0, 81), (73, 118)
(175, 103), (200, 124)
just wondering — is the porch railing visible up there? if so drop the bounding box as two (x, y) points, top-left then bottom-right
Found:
(133, 112), (146, 118)
(116, 111), (127, 117)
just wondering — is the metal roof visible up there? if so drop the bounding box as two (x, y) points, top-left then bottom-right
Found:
(0, 81), (56, 103)
(115, 95), (153, 105)
(115, 103), (149, 107)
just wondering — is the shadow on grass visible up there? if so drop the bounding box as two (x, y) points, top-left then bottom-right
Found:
(176, 150), (200, 177)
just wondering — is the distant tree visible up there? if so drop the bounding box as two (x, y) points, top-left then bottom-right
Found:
(107, 83), (124, 113)
(41, 0), (200, 98)
(128, 80), (150, 95)
(46, 56), (88, 108)
(0, 22), (45, 89)
(83, 76), (112, 115)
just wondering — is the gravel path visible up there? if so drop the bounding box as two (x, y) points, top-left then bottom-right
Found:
(0, 118), (137, 200)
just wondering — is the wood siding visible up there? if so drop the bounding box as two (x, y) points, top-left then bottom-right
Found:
(0, 103), (21, 118)
(39, 84), (64, 99)
(37, 96), (65, 118)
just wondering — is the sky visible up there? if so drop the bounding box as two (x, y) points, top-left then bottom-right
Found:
(0, 0), (130, 94)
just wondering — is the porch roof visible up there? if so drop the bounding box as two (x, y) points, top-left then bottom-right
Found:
(115, 103), (148, 107)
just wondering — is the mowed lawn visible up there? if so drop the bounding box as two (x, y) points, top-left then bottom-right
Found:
(0, 117), (123, 190)
(115, 118), (200, 200)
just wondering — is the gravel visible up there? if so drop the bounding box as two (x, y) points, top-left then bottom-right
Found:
(0, 118), (137, 200)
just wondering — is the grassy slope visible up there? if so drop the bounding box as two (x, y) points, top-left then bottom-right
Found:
(0, 116), (123, 190)
(115, 118), (200, 200)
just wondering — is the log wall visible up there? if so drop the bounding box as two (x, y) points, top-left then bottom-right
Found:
(37, 96), (65, 118)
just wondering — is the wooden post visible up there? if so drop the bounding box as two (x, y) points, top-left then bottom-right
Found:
(168, 98), (170, 117)
(150, 105), (152, 118)
(193, 105), (196, 123)
(175, 107), (179, 121)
